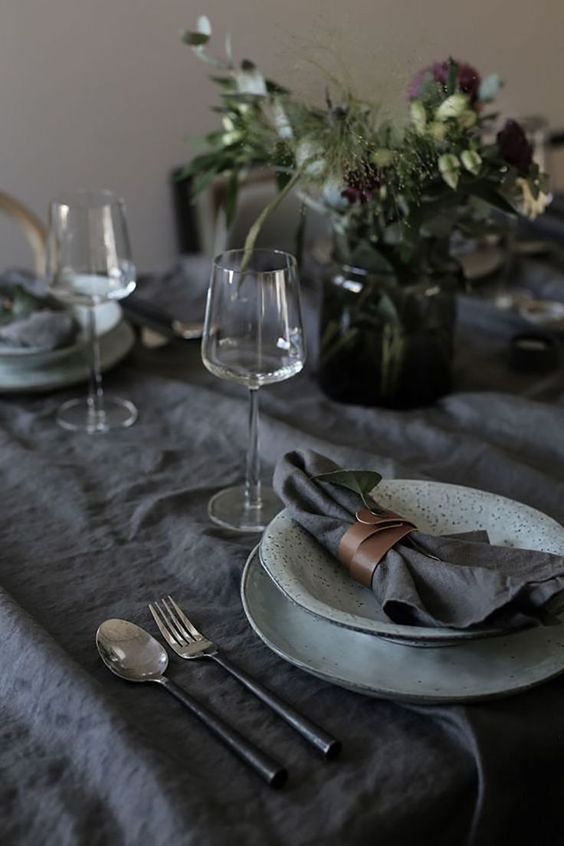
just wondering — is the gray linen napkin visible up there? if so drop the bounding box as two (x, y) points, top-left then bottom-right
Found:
(0, 269), (79, 351)
(273, 449), (564, 630)
(0, 310), (78, 350)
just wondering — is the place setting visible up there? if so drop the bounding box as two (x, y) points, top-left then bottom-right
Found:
(245, 449), (564, 703)
(5, 5), (564, 844)
(90, 235), (564, 790)
(0, 192), (136, 412)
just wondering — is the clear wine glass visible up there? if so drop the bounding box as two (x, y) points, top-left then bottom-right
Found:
(201, 248), (306, 532)
(46, 190), (138, 433)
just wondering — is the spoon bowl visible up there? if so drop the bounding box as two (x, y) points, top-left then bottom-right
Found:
(96, 618), (168, 682)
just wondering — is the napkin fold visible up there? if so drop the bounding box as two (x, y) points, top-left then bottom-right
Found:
(0, 270), (79, 351)
(273, 449), (564, 630)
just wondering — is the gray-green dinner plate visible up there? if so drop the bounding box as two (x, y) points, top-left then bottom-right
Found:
(242, 546), (564, 703)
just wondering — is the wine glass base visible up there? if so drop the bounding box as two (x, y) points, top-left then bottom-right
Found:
(208, 485), (282, 533)
(56, 397), (138, 433)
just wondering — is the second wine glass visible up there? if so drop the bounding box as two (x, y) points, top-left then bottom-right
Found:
(47, 190), (137, 433)
(201, 249), (306, 532)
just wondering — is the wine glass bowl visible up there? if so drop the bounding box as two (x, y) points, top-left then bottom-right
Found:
(202, 249), (306, 532)
(46, 190), (138, 433)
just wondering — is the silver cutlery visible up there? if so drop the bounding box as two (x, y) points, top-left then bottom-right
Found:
(96, 618), (287, 787)
(149, 596), (341, 759)
(121, 296), (204, 340)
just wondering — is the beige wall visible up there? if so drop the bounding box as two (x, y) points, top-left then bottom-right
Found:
(1, 0), (562, 273)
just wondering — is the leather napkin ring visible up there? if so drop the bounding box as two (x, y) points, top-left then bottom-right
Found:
(338, 508), (416, 588)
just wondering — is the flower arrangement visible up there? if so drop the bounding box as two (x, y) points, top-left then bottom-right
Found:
(181, 16), (549, 280)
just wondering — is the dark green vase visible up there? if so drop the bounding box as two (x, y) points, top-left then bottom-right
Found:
(318, 263), (458, 409)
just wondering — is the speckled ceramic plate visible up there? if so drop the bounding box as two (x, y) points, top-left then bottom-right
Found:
(259, 481), (564, 646)
(242, 547), (564, 703)
(0, 318), (135, 393)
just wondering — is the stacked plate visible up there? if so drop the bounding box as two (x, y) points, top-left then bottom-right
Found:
(0, 302), (135, 393)
(241, 480), (564, 703)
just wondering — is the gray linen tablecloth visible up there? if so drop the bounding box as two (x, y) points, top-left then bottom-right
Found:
(1, 256), (564, 846)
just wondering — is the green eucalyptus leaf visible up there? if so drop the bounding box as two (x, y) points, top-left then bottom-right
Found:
(265, 78), (290, 95)
(294, 201), (307, 267)
(223, 91), (264, 104)
(314, 469), (383, 508)
(446, 57), (458, 95)
(181, 31), (210, 46)
(193, 47), (227, 69)
(192, 167), (221, 197)
(224, 32), (233, 64)
(224, 170), (240, 228)
(241, 170), (302, 269)
(470, 181), (516, 214)
(210, 75), (237, 89)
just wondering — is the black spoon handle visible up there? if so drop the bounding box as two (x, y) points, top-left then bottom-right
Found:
(158, 677), (287, 787)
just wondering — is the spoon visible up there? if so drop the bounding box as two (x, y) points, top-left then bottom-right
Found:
(96, 619), (287, 787)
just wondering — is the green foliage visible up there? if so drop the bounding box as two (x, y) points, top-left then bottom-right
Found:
(315, 469), (383, 508)
(180, 22), (549, 277)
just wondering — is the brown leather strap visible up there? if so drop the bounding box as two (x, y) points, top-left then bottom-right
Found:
(338, 508), (416, 588)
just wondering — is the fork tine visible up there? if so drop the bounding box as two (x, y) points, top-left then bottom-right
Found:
(166, 595), (205, 640)
(154, 598), (191, 646)
(149, 602), (182, 648)
(161, 596), (196, 643)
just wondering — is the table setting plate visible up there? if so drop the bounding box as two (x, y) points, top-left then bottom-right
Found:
(242, 546), (564, 703)
(259, 480), (564, 647)
(0, 302), (134, 392)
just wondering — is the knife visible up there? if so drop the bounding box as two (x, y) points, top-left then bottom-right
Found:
(121, 296), (203, 341)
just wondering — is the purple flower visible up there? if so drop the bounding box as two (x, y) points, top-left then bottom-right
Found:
(497, 119), (533, 173)
(408, 59), (481, 104)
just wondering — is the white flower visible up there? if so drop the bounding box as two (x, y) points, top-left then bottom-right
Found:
(236, 69), (267, 96)
(438, 153), (460, 189)
(459, 109), (478, 129)
(436, 94), (469, 122)
(295, 139), (325, 177)
(320, 177), (348, 209)
(371, 149), (394, 167)
(263, 99), (293, 139)
(479, 73), (501, 102)
(429, 122), (447, 143)
(460, 150), (482, 175)
(410, 101), (427, 135)
(516, 178), (550, 220)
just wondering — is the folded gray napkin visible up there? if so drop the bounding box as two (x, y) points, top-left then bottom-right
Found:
(0, 310), (78, 351)
(0, 269), (79, 351)
(273, 449), (564, 630)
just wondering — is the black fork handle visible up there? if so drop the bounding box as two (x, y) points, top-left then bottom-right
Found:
(211, 652), (341, 759)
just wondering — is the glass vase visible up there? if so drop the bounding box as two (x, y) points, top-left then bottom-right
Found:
(318, 263), (458, 409)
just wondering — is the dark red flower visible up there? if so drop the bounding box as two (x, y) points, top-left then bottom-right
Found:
(341, 165), (381, 204)
(497, 119), (533, 174)
(408, 59), (481, 104)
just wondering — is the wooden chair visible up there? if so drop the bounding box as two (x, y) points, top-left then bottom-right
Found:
(0, 191), (47, 275)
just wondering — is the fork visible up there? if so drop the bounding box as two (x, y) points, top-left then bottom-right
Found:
(149, 595), (341, 759)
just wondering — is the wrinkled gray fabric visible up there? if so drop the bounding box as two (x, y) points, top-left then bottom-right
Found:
(0, 255), (564, 846)
(274, 449), (564, 629)
(0, 308), (78, 350)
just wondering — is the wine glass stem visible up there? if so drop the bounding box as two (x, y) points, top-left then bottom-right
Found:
(86, 305), (105, 422)
(245, 387), (261, 509)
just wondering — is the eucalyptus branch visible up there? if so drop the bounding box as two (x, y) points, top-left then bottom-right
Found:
(241, 170), (303, 269)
